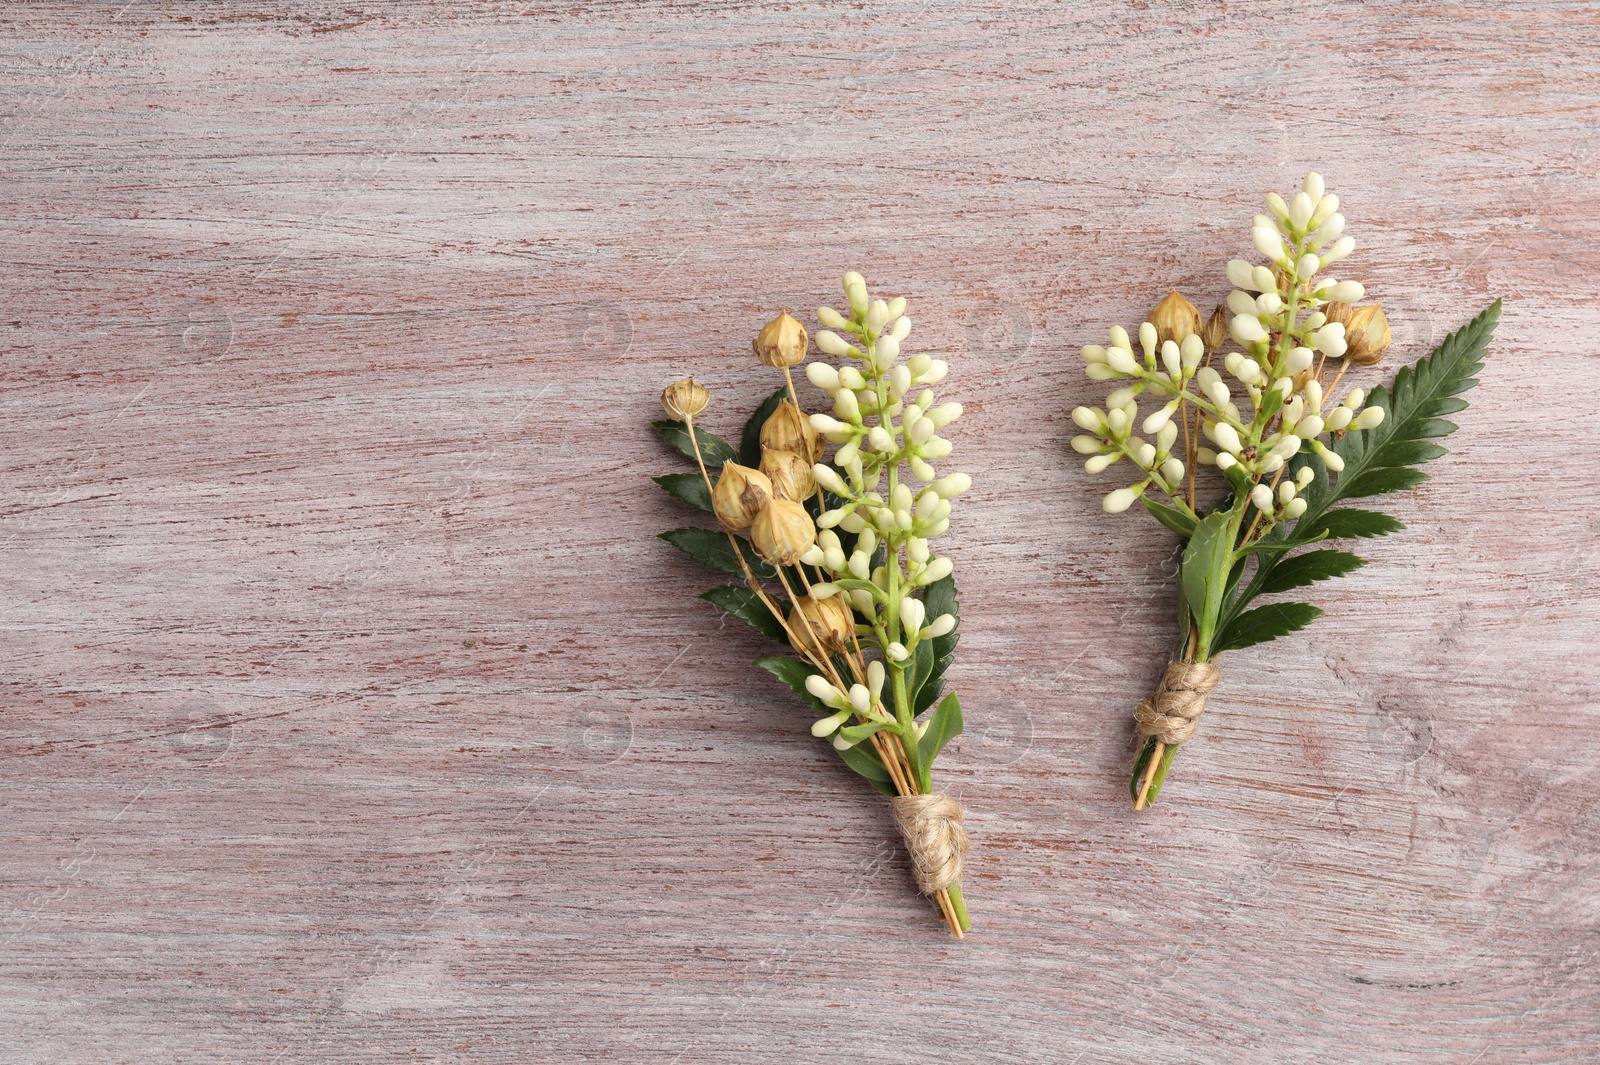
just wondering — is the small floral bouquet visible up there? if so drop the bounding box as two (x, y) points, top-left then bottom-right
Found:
(655, 272), (974, 936)
(1071, 172), (1500, 809)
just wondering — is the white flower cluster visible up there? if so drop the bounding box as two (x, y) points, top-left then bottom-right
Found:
(1074, 173), (1385, 521)
(795, 271), (966, 671)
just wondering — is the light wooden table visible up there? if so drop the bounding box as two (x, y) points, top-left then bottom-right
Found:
(3, 3), (1596, 1062)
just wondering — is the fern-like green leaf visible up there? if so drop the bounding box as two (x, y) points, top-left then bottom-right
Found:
(654, 419), (738, 468)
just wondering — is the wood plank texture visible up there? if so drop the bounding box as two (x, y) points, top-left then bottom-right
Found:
(2, 2), (1598, 1062)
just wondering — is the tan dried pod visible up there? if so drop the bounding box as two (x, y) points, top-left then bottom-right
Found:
(1149, 290), (1202, 347)
(660, 378), (709, 422)
(712, 462), (773, 532)
(787, 593), (853, 658)
(1344, 304), (1392, 366)
(760, 400), (822, 463)
(753, 309), (809, 368)
(1322, 301), (1356, 329)
(1200, 304), (1229, 352)
(750, 498), (816, 566)
(760, 448), (816, 501)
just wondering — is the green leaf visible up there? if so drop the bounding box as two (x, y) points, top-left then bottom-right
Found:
(1181, 509), (1235, 646)
(1143, 497), (1197, 538)
(1335, 466), (1431, 499)
(1255, 549), (1366, 597)
(1213, 602), (1324, 653)
(740, 386), (790, 468)
(700, 585), (786, 642)
(918, 691), (964, 765)
(661, 527), (774, 579)
(836, 741), (896, 796)
(653, 472), (713, 513)
(753, 655), (828, 711)
(654, 419), (738, 468)
(1300, 508), (1406, 541)
(831, 577), (886, 601)
(913, 575), (960, 715)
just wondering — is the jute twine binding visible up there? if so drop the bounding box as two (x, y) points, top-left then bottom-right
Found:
(1133, 661), (1222, 746)
(890, 792), (969, 894)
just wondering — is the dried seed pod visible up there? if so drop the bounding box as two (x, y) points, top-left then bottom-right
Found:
(753, 309), (809, 368)
(760, 400), (822, 463)
(1201, 304), (1228, 352)
(1149, 290), (1202, 347)
(760, 448), (816, 501)
(712, 462), (773, 531)
(1322, 301), (1356, 329)
(787, 593), (853, 658)
(660, 378), (709, 422)
(1344, 304), (1391, 366)
(751, 498), (815, 565)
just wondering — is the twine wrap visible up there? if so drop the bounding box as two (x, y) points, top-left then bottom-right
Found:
(1134, 661), (1222, 746)
(890, 792), (969, 894)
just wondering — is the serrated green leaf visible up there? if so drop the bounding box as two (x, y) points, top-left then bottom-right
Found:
(661, 527), (774, 578)
(654, 472), (713, 513)
(654, 419), (738, 468)
(700, 585), (786, 642)
(913, 575), (959, 715)
(740, 386), (790, 468)
(1143, 497), (1197, 538)
(1373, 440), (1449, 467)
(1299, 508), (1405, 541)
(918, 691), (963, 765)
(753, 655), (828, 711)
(1337, 466), (1431, 499)
(1213, 602), (1324, 653)
(1255, 549), (1366, 596)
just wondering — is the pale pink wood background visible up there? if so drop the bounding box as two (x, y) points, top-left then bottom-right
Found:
(2, 2), (1597, 1062)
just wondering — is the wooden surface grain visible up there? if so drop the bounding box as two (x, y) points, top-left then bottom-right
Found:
(2, 2), (1598, 1062)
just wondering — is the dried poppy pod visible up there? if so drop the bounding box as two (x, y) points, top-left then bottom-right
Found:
(751, 498), (815, 565)
(753, 309), (808, 368)
(760, 400), (822, 463)
(1149, 290), (1202, 347)
(1344, 304), (1391, 366)
(712, 462), (773, 531)
(787, 593), (853, 658)
(660, 378), (709, 422)
(760, 448), (816, 501)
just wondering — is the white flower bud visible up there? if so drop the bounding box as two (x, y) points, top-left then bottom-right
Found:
(1227, 259), (1256, 289)
(866, 300), (891, 334)
(1296, 414), (1325, 439)
(920, 436), (953, 459)
(1215, 452), (1237, 470)
(886, 296), (906, 320)
(816, 330), (851, 357)
(1181, 334), (1204, 369)
(807, 362), (841, 391)
(800, 545), (826, 566)
(1289, 190), (1315, 229)
(1313, 323), (1347, 359)
(1161, 457), (1185, 483)
(1344, 388), (1365, 409)
(1106, 386), (1136, 410)
(1326, 280), (1364, 304)
(1278, 480), (1297, 505)
(1103, 487), (1137, 514)
(1305, 380), (1324, 413)
(806, 674), (842, 703)
(833, 388), (860, 422)
(1085, 454), (1116, 474)
(1161, 340), (1182, 377)
(1295, 466), (1315, 490)
(1297, 253), (1320, 279)
(1232, 314), (1268, 344)
(1106, 346), (1139, 374)
(843, 271), (868, 314)
(908, 417), (936, 445)
(1285, 497), (1308, 519)
(1142, 405), (1175, 435)
(921, 556), (953, 583)
(868, 659), (885, 697)
(814, 464), (847, 495)
(1321, 236), (1354, 263)
(920, 359), (949, 385)
(1206, 378), (1231, 407)
(1311, 212), (1345, 249)
(1285, 347), (1315, 374)
(927, 402), (962, 429)
(875, 333), (901, 364)
(1319, 445), (1345, 473)
(812, 710), (850, 737)
(1213, 422), (1242, 455)
(1072, 406), (1103, 433)
(1251, 484), (1274, 512)
(1157, 421), (1178, 452)
(1135, 441), (1157, 467)
(930, 472), (971, 497)
(900, 596), (925, 635)
(839, 366), (866, 390)
(1311, 193), (1339, 227)
(817, 306), (849, 330)
(1198, 447), (1218, 464)
(1355, 407), (1386, 431)
(1260, 455), (1283, 473)
(1272, 435), (1302, 459)
(1228, 289), (1258, 315)
(1109, 325), (1131, 350)
(1253, 225), (1285, 260)
(1266, 191), (1291, 223)
(848, 683), (872, 714)
(890, 316), (911, 341)
(1302, 172), (1325, 201)
(867, 426), (894, 453)
(923, 613), (956, 640)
